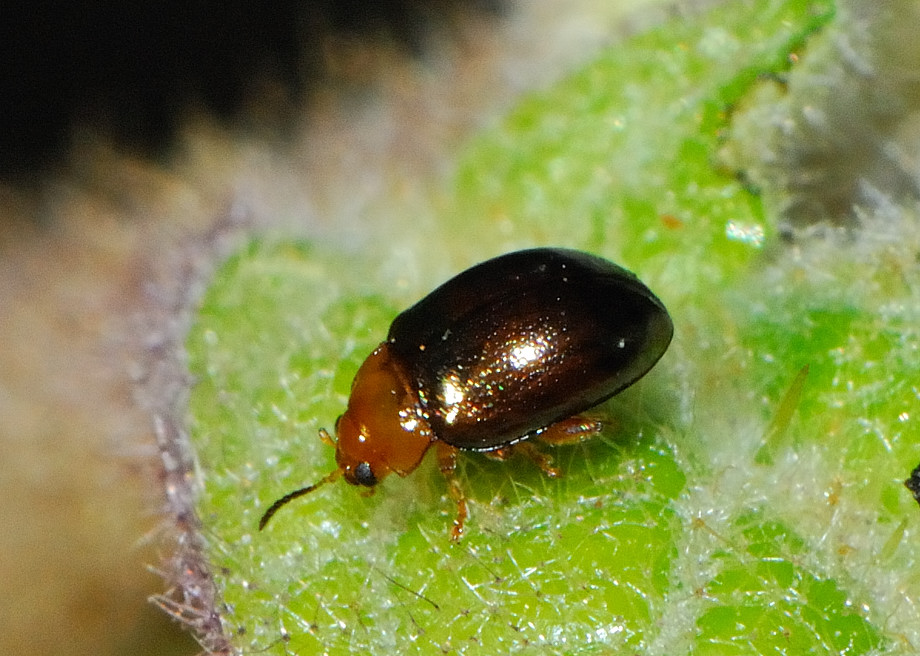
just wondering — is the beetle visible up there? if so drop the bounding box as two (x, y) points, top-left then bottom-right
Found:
(259, 247), (673, 540)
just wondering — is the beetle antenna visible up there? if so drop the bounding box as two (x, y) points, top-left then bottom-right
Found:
(258, 468), (342, 530)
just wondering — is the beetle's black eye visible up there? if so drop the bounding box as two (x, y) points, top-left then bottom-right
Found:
(354, 461), (377, 487)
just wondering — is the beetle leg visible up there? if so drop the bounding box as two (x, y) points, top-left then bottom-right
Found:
(517, 442), (562, 477)
(482, 447), (512, 461)
(483, 442), (561, 477)
(536, 415), (603, 446)
(318, 428), (335, 447)
(481, 416), (603, 480)
(436, 442), (467, 542)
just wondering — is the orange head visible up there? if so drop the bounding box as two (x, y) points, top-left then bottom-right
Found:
(259, 343), (433, 530)
(332, 342), (433, 486)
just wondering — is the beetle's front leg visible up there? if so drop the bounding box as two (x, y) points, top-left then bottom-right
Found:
(436, 441), (467, 542)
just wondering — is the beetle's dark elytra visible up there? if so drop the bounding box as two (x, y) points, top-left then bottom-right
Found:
(387, 248), (674, 450)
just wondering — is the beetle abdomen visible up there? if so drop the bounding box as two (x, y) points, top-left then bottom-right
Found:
(387, 248), (673, 450)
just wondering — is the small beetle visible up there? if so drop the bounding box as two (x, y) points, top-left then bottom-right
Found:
(259, 248), (673, 539)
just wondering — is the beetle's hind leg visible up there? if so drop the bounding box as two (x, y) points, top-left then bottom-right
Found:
(436, 442), (468, 542)
(484, 442), (561, 478)
(485, 415), (603, 478)
(536, 415), (603, 446)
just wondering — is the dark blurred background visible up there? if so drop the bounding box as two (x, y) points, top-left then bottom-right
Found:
(0, 0), (504, 182)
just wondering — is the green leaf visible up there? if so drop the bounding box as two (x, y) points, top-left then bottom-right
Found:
(188, 0), (920, 653)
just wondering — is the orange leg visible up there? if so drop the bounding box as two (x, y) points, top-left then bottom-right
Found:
(484, 415), (603, 478)
(484, 441), (562, 478)
(318, 428), (335, 447)
(535, 415), (602, 446)
(436, 442), (467, 542)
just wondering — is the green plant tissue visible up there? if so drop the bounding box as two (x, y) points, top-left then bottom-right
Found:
(187, 0), (920, 653)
